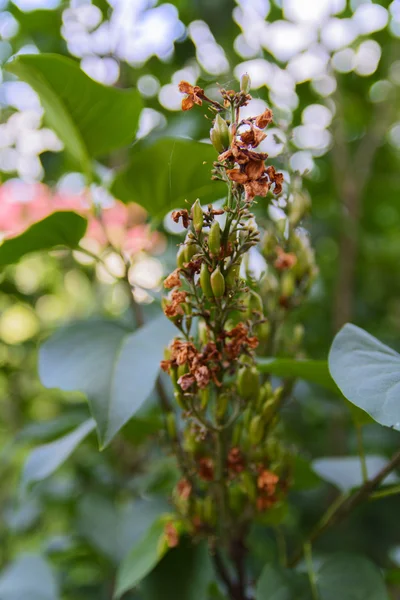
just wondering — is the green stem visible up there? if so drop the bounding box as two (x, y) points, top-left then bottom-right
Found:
(304, 542), (319, 600)
(370, 484), (400, 500)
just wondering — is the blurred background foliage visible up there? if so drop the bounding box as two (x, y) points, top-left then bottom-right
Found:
(1, 0), (400, 598)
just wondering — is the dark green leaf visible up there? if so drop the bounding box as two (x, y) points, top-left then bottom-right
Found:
(22, 419), (95, 490)
(316, 554), (389, 600)
(111, 138), (226, 219)
(0, 211), (87, 267)
(256, 358), (339, 394)
(114, 517), (169, 599)
(256, 564), (311, 600)
(329, 324), (400, 431)
(38, 316), (176, 447)
(312, 455), (399, 493)
(142, 540), (214, 600)
(0, 554), (59, 600)
(6, 54), (142, 173)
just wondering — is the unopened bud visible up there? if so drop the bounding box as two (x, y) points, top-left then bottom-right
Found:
(199, 386), (209, 410)
(261, 229), (277, 258)
(249, 415), (265, 445)
(177, 245), (186, 268)
(166, 412), (177, 440)
(243, 289), (263, 318)
(240, 73), (251, 94)
(216, 392), (229, 420)
(191, 199), (203, 233)
(184, 242), (200, 263)
(225, 261), (241, 290)
(237, 365), (260, 400)
(210, 266), (225, 298)
(254, 321), (270, 345)
(280, 272), (295, 298)
(210, 127), (224, 153)
(197, 319), (209, 345)
(208, 221), (221, 256)
(262, 398), (276, 423)
(288, 190), (311, 227)
(200, 263), (214, 298)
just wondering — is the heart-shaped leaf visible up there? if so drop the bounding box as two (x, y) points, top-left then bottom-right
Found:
(329, 324), (400, 430)
(38, 316), (176, 447)
(316, 554), (389, 600)
(0, 212), (87, 267)
(312, 455), (399, 493)
(6, 53), (142, 175)
(111, 138), (226, 220)
(22, 419), (96, 490)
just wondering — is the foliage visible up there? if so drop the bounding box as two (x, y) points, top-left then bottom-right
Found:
(1, 1), (400, 600)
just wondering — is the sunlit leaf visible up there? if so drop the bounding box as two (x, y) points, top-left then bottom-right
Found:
(22, 419), (96, 490)
(0, 212), (87, 267)
(6, 53), (142, 174)
(329, 324), (400, 430)
(38, 316), (176, 447)
(111, 138), (226, 220)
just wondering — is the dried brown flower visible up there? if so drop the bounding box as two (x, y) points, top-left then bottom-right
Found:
(198, 457), (214, 481)
(163, 290), (187, 318)
(257, 469), (279, 495)
(240, 124), (267, 148)
(178, 81), (204, 111)
(171, 209), (190, 228)
(227, 447), (245, 474)
(266, 166), (284, 195)
(274, 247), (297, 271)
(255, 109), (273, 129)
(194, 364), (211, 389)
(176, 478), (192, 500)
(164, 269), (181, 289)
(165, 522), (179, 548)
(178, 372), (196, 391)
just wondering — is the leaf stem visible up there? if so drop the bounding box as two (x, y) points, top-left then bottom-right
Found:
(304, 542), (319, 600)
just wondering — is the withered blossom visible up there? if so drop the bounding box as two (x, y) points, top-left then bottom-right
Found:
(178, 81), (204, 111)
(165, 522), (179, 548)
(164, 269), (181, 289)
(227, 447), (245, 474)
(223, 322), (259, 360)
(240, 124), (267, 148)
(274, 247), (297, 271)
(257, 469), (279, 495)
(176, 478), (192, 500)
(178, 373), (196, 391)
(163, 290), (187, 318)
(266, 166), (284, 195)
(255, 108), (273, 129)
(171, 209), (190, 228)
(198, 457), (214, 481)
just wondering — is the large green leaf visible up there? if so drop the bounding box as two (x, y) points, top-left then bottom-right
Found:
(6, 53), (142, 174)
(142, 540), (214, 600)
(0, 212), (87, 267)
(110, 138), (226, 219)
(22, 419), (95, 490)
(329, 324), (400, 430)
(77, 494), (167, 563)
(38, 316), (176, 448)
(312, 455), (399, 493)
(114, 516), (169, 599)
(256, 565), (311, 600)
(256, 358), (339, 394)
(0, 554), (59, 600)
(316, 554), (389, 600)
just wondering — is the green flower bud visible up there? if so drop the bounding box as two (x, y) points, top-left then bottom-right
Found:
(243, 289), (263, 318)
(210, 266), (225, 298)
(208, 221), (221, 256)
(216, 392), (229, 420)
(241, 471), (256, 502)
(199, 386), (209, 410)
(174, 390), (187, 410)
(257, 381), (273, 409)
(191, 199), (203, 233)
(177, 245), (186, 268)
(288, 190), (311, 227)
(210, 127), (224, 152)
(166, 412), (177, 440)
(200, 263), (214, 298)
(184, 242), (200, 263)
(225, 261), (241, 290)
(237, 365), (260, 400)
(276, 218), (287, 237)
(240, 72), (251, 94)
(261, 229), (277, 258)
(210, 114), (230, 152)
(249, 415), (265, 445)
(262, 398), (276, 423)
(280, 272), (295, 298)
(197, 319), (209, 345)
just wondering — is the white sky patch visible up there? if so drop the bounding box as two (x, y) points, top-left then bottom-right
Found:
(311, 75), (337, 97)
(283, 0), (346, 24)
(262, 21), (315, 62)
(234, 59), (273, 89)
(302, 104), (333, 128)
(354, 40), (381, 76)
(321, 18), (358, 51)
(332, 48), (356, 73)
(258, 128), (286, 157)
(290, 150), (314, 174)
(287, 48), (330, 83)
(352, 3), (388, 34)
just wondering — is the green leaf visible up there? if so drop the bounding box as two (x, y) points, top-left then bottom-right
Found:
(0, 554), (59, 600)
(256, 564), (311, 600)
(312, 455), (399, 493)
(142, 540), (214, 600)
(111, 138), (226, 219)
(114, 517), (169, 599)
(329, 323), (400, 430)
(6, 53), (142, 174)
(316, 554), (389, 600)
(256, 358), (339, 394)
(38, 316), (176, 448)
(0, 211), (87, 267)
(77, 494), (168, 563)
(22, 419), (95, 490)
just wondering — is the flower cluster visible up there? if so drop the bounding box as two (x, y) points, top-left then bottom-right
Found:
(160, 77), (316, 553)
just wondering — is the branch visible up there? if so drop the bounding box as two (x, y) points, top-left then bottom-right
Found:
(289, 447), (400, 566)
